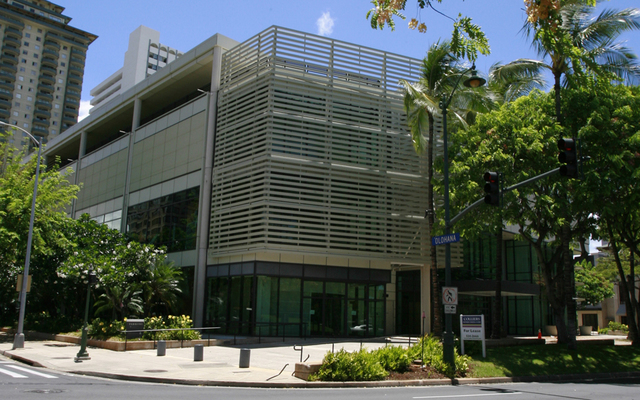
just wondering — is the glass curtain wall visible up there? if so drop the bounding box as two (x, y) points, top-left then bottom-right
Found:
(205, 262), (389, 338)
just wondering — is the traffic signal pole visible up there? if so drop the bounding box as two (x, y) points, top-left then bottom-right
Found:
(449, 167), (561, 227)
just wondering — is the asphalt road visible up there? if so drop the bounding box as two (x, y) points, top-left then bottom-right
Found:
(2, 355), (640, 400)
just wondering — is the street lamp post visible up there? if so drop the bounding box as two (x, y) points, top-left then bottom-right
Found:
(438, 65), (485, 367)
(75, 270), (97, 362)
(1, 122), (43, 350)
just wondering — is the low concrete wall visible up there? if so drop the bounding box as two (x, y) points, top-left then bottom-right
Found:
(24, 331), (218, 352)
(294, 362), (323, 380)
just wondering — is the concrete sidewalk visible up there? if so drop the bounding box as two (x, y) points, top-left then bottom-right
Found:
(0, 333), (635, 388)
(0, 335), (401, 387)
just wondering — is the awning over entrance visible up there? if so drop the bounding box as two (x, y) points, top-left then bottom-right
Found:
(452, 280), (540, 297)
(616, 304), (627, 316)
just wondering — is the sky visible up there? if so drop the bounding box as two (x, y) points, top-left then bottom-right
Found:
(55, 0), (640, 121)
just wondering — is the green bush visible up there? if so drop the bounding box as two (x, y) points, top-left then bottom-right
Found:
(312, 349), (388, 381)
(87, 315), (200, 341)
(407, 335), (470, 378)
(143, 315), (200, 340)
(25, 311), (81, 334)
(373, 345), (411, 372)
(600, 321), (629, 334)
(88, 318), (125, 340)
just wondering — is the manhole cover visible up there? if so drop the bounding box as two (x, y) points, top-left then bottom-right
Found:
(25, 389), (67, 394)
(52, 357), (73, 360)
(143, 369), (168, 373)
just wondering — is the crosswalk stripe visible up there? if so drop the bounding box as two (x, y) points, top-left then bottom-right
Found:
(0, 367), (27, 378)
(8, 365), (57, 378)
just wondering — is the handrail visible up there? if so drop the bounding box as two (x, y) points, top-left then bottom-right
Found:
(120, 326), (220, 351)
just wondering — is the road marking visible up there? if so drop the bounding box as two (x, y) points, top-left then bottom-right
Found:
(8, 365), (58, 378)
(414, 393), (521, 399)
(0, 367), (28, 378)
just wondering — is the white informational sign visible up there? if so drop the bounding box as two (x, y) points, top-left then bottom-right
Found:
(444, 305), (456, 314)
(442, 287), (458, 305)
(460, 314), (486, 358)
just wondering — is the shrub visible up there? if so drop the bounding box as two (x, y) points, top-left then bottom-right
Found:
(312, 349), (387, 381)
(407, 335), (470, 378)
(373, 345), (411, 372)
(88, 318), (125, 340)
(25, 311), (81, 334)
(143, 315), (200, 340)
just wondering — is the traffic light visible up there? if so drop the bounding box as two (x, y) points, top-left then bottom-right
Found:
(558, 138), (578, 178)
(483, 171), (500, 206)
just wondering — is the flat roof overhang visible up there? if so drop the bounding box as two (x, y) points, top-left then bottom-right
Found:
(453, 280), (540, 297)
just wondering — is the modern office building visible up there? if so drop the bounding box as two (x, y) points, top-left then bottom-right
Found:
(44, 25), (547, 338)
(89, 25), (182, 113)
(0, 0), (96, 145)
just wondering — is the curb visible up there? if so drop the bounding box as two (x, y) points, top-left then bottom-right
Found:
(61, 368), (640, 389)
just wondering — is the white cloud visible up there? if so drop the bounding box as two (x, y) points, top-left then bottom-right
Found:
(316, 12), (334, 36)
(78, 100), (91, 122)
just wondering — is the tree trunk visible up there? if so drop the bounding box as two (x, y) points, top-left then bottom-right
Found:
(554, 73), (564, 126)
(428, 114), (442, 336)
(562, 223), (577, 350)
(491, 229), (503, 339)
(628, 251), (639, 345)
(608, 228), (639, 344)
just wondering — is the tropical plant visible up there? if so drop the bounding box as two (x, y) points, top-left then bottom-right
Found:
(93, 286), (143, 321)
(140, 259), (183, 316)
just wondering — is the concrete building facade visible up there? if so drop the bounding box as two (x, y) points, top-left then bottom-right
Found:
(0, 0), (96, 145)
(89, 25), (182, 112)
(45, 26), (462, 337)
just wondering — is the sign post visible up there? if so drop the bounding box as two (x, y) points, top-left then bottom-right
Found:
(460, 314), (486, 358)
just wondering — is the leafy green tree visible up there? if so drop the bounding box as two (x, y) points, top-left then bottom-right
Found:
(573, 82), (640, 343)
(575, 259), (614, 307)
(0, 130), (79, 325)
(448, 88), (577, 344)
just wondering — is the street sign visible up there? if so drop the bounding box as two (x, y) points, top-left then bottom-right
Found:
(431, 233), (460, 246)
(444, 305), (456, 314)
(442, 287), (458, 305)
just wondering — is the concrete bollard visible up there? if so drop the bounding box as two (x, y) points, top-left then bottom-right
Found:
(194, 344), (204, 361)
(239, 348), (250, 368)
(157, 340), (166, 356)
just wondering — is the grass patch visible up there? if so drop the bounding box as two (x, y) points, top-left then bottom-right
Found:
(466, 344), (640, 378)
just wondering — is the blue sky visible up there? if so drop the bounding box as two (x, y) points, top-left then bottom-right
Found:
(57, 0), (640, 119)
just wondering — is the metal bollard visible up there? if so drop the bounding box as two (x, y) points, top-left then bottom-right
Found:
(239, 348), (250, 368)
(157, 340), (166, 356)
(194, 344), (204, 361)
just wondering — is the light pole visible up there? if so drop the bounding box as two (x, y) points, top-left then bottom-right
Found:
(75, 269), (97, 362)
(1, 122), (43, 350)
(439, 65), (485, 367)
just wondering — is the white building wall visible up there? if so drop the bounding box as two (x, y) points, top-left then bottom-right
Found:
(89, 25), (182, 112)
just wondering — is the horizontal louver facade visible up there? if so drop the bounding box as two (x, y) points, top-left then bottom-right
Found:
(211, 27), (431, 262)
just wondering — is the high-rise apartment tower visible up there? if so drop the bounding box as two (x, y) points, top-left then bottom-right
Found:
(0, 0), (96, 145)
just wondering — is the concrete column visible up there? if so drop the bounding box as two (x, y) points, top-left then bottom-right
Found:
(193, 45), (223, 327)
(70, 131), (88, 218)
(120, 97), (142, 233)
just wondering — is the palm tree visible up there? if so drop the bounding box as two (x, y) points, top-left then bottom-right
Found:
(502, 2), (640, 124)
(402, 40), (548, 338)
(141, 259), (183, 316)
(401, 41), (491, 336)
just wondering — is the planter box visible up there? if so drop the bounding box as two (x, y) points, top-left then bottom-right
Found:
(579, 326), (592, 336)
(295, 362), (322, 380)
(25, 332), (218, 351)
